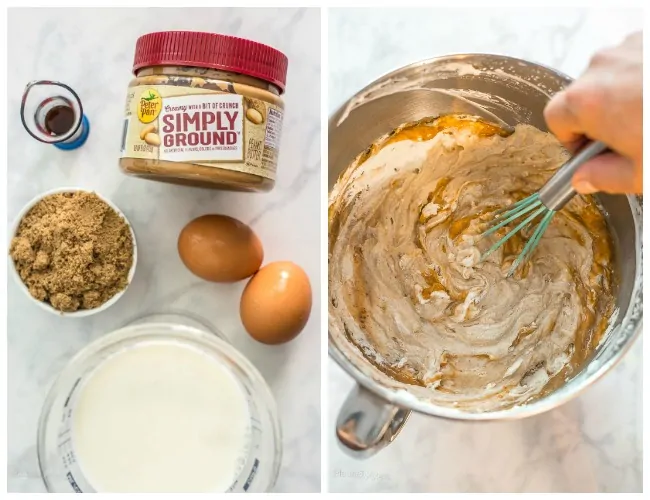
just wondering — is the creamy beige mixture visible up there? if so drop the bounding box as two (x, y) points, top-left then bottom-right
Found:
(328, 115), (615, 411)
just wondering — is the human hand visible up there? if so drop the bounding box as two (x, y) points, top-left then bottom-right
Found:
(544, 31), (642, 194)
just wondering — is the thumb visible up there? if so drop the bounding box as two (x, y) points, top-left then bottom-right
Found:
(571, 152), (638, 195)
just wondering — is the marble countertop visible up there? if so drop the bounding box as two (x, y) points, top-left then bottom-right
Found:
(7, 7), (320, 493)
(328, 8), (642, 493)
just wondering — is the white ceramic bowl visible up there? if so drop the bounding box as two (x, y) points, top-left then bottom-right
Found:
(9, 187), (138, 317)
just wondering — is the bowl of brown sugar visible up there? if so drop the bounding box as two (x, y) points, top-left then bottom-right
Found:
(9, 188), (137, 317)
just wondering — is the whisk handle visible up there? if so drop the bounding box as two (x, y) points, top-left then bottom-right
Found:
(538, 141), (609, 210)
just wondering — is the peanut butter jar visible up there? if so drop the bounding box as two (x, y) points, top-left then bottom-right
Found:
(119, 31), (288, 192)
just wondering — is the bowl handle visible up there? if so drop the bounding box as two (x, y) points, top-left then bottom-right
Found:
(335, 384), (411, 458)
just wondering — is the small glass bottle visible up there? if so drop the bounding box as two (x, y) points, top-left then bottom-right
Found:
(21, 80), (90, 150)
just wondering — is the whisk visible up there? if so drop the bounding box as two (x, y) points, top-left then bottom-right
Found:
(481, 140), (608, 277)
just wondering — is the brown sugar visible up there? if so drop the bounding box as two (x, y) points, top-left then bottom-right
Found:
(10, 192), (134, 312)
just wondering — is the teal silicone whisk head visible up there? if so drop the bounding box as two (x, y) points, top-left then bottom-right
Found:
(480, 141), (608, 277)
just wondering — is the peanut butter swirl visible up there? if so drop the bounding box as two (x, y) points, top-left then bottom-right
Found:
(328, 115), (615, 411)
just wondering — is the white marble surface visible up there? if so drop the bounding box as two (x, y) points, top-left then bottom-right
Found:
(328, 8), (642, 493)
(7, 8), (320, 493)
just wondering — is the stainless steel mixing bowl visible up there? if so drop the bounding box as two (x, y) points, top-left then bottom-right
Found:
(328, 54), (643, 458)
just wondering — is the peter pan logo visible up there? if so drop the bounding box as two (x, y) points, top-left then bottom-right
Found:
(137, 89), (162, 124)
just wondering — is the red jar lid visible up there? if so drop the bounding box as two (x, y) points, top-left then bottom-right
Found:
(133, 31), (288, 92)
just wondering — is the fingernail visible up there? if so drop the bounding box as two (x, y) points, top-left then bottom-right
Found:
(573, 180), (598, 194)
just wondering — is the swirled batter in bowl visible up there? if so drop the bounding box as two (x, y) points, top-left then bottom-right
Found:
(328, 115), (616, 412)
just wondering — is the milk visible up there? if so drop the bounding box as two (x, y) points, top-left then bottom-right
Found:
(71, 341), (251, 492)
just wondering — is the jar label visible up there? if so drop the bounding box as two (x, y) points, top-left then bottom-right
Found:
(121, 84), (283, 180)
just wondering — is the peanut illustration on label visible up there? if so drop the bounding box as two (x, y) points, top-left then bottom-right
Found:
(245, 97), (265, 125)
(139, 123), (158, 140)
(144, 133), (161, 146)
(246, 108), (264, 125)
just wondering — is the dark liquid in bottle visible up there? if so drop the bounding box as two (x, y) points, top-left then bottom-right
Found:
(45, 106), (75, 136)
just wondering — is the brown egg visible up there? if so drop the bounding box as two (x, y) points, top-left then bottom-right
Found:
(240, 261), (312, 344)
(178, 215), (263, 282)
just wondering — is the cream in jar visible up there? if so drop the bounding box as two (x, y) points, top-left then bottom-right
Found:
(72, 341), (251, 492)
